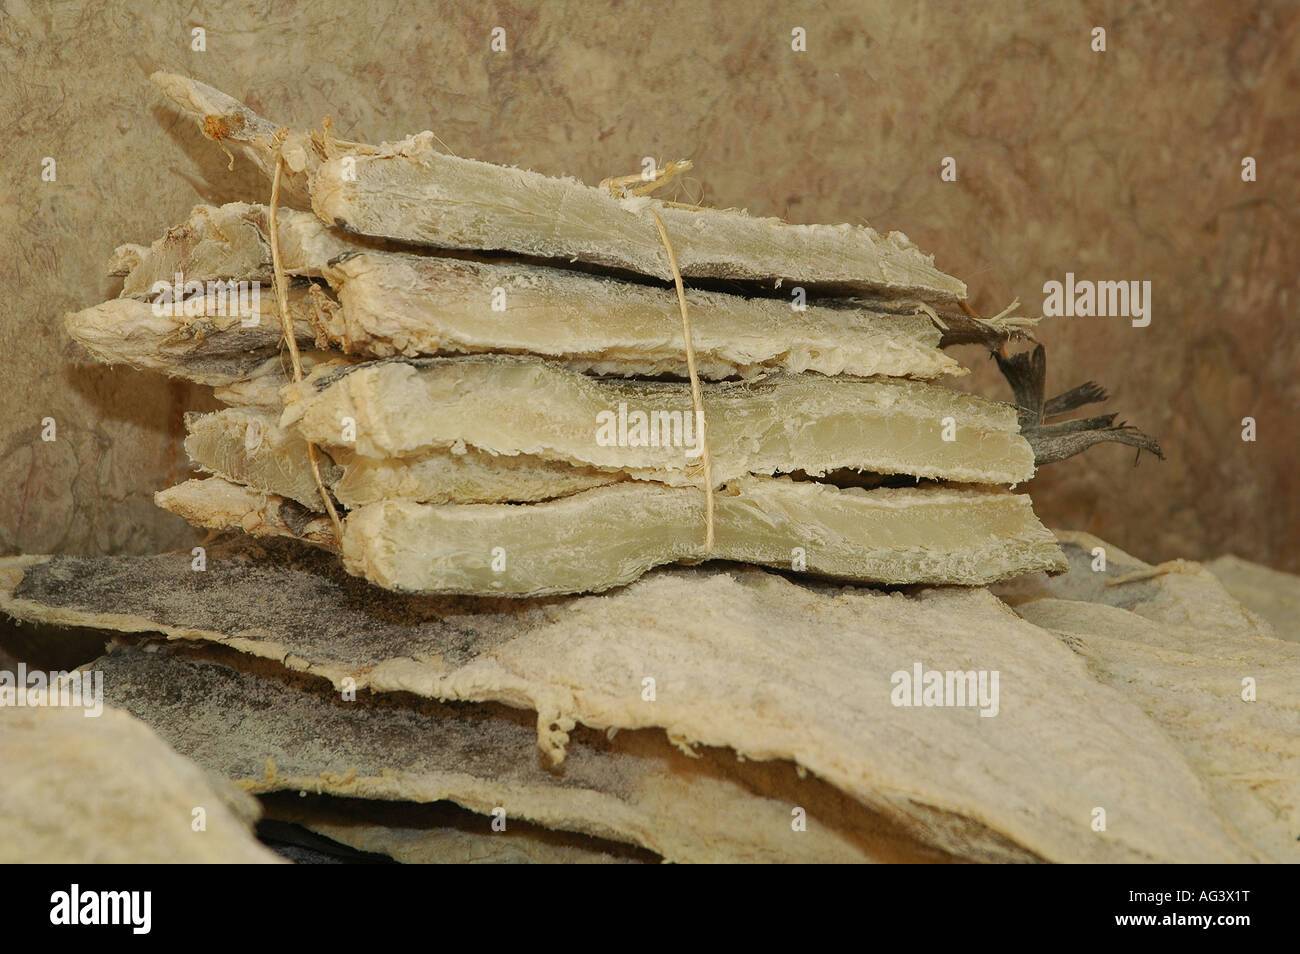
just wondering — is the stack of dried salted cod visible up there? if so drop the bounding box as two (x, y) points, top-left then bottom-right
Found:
(30, 76), (1221, 866)
(66, 73), (1069, 597)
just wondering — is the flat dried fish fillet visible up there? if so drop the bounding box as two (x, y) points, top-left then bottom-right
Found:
(1000, 532), (1300, 863)
(185, 406), (620, 509)
(343, 478), (1064, 593)
(94, 643), (937, 863)
(65, 287), (321, 386)
(152, 73), (967, 303)
(1205, 554), (1300, 643)
(284, 356), (1037, 485)
(1, 703), (280, 863)
(0, 545), (1253, 862)
(112, 203), (962, 380)
(152, 475), (1064, 592)
(331, 449), (620, 509)
(326, 252), (962, 379)
(314, 144), (967, 301)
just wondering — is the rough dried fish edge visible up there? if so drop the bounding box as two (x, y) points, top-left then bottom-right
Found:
(115, 202), (357, 298)
(213, 351), (359, 408)
(155, 478), (339, 552)
(261, 798), (650, 864)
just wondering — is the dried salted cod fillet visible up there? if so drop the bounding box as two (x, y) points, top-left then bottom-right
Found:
(152, 475), (1064, 592)
(326, 252), (963, 379)
(1204, 554), (1300, 643)
(184, 408), (337, 511)
(1, 545), (1254, 862)
(312, 142), (967, 301)
(997, 532), (1300, 863)
(341, 478), (1064, 593)
(263, 796), (651, 864)
(115, 202), (357, 297)
(184, 406), (620, 509)
(64, 286), (322, 386)
(156, 477), (338, 551)
(112, 203), (962, 380)
(285, 356), (1037, 485)
(0, 703), (281, 863)
(152, 73), (967, 302)
(331, 450), (620, 509)
(94, 643), (940, 863)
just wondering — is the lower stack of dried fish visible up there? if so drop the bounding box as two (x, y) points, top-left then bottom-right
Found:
(18, 74), (1258, 866)
(5, 535), (1296, 862)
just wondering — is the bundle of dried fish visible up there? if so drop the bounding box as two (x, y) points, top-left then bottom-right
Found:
(95, 201), (965, 381)
(58, 74), (1093, 595)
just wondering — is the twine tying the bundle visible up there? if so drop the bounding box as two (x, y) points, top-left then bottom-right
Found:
(268, 135), (345, 544)
(602, 161), (715, 553)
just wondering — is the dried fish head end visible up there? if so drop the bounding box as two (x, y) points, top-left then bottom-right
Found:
(184, 407), (336, 511)
(213, 350), (358, 408)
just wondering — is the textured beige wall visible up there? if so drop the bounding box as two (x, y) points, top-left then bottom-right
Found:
(1, 0), (1296, 568)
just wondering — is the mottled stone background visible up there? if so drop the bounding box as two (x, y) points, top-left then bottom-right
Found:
(1, 0), (1296, 570)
